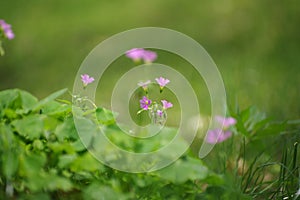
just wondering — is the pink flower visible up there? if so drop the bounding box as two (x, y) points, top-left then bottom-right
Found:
(138, 80), (151, 91)
(206, 129), (232, 144)
(0, 19), (14, 40)
(142, 50), (157, 63)
(155, 77), (170, 88)
(126, 48), (157, 63)
(140, 96), (152, 110)
(81, 74), (94, 86)
(205, 115), (237, 144)
(157, 110), (164, 117)
(215, 116), (236, 129)
(161, 100), (173, 110)
(126, 48), (145, 61)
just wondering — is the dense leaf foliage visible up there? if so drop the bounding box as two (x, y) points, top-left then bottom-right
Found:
(0, 89), (299, 199)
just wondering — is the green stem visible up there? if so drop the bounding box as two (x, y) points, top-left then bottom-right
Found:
(0, 40), (5, 56)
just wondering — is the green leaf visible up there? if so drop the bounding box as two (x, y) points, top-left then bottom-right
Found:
(240, 106), (252, 123)
(253, 121), (287, 139)
(0, 89), (20, 110)
(203, 173), (225, 186)
(236, 120), (250, 137)
(252, 118), (270, 133)
(2, 150), (19, 179)
(71, 139), (86, 152)
(19, 153), (47, 177)
(58, 154), (77, 169)
(96, 107), (115, 125)
(153, 157), (209, 184)
(56, 98), (72, 105)
(3, 108), (18, 120)
(47, 142), (76, 154)
(0, 89), (38, 115)
(0, 124), (19, 180)
(0, 124), (15, 149)
(43, 173), (73, 191)
(41, 101), (71, 117)
(74, 117), (97, 148)
(18, 90), (38, 111)
(204, 173), (252, 200)
(24, 171), (73, 192)
(32, 88), (68, 111)
(70, 152), (103, 172)
(83, 183), (128, 200)
(55, 117), (78, 141)
(12, 115), (44, 140)
(43, 116), (59, 134)
(32, 139), (44, 150)
(104, 126), (183, 153)
(235, 106), (268, 137)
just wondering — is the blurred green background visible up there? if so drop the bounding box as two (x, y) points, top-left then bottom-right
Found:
(0, 0), (299, 120)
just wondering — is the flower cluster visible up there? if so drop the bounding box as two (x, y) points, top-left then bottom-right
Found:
(137, 77), (173, 125)
(72, 74), (96, 110)
(0, 19), (14, 40)
(206, 116), (236, 144)
(138, 76), (170, 94)
(139, 97), (173, 112)
(126, 48), (157, 63)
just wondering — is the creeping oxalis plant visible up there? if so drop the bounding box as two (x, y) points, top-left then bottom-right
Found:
(0, 46), (299, 199)
(125, 48), (174, 125)
(72, 74), (96, 110)
(0, 19), (14, 56)
(137, 78), (173, 125)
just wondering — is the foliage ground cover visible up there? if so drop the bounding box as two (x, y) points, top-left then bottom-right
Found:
(0, 88), (299, 199)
